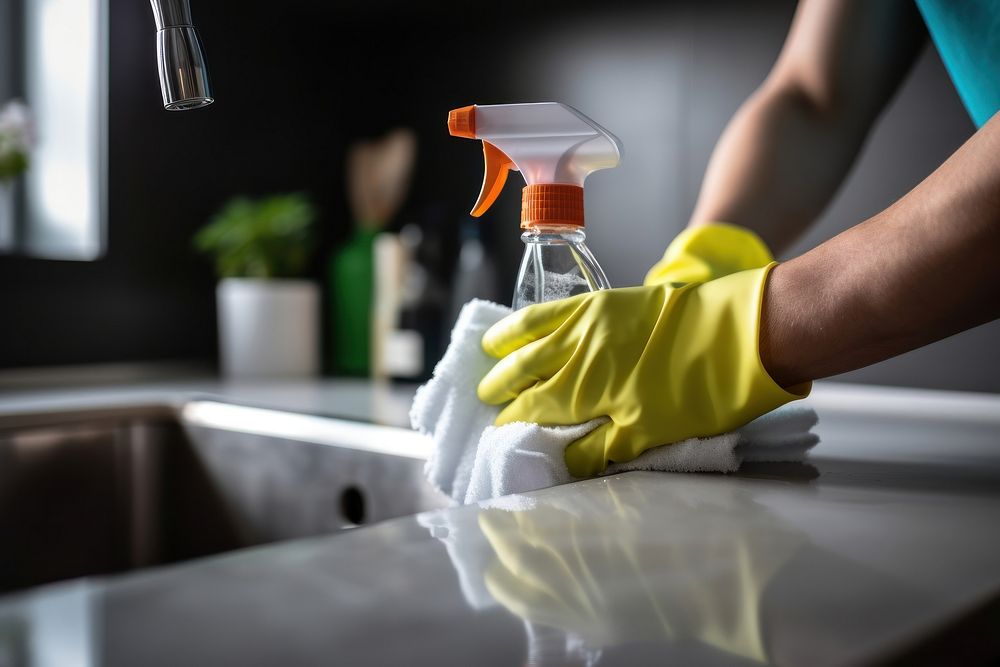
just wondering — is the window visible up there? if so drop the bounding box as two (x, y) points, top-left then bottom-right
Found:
(0, 0), (107, 260)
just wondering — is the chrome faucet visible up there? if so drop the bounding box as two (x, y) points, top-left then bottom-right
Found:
(149, 0), (213, 110)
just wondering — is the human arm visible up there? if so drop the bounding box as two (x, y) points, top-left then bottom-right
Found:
(687, 0), (927, 254)
(761, 111), (1000, 386)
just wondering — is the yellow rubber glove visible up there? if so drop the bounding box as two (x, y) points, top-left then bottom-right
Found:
(644, 222), (773, 286)
(478, 264), (809, 478)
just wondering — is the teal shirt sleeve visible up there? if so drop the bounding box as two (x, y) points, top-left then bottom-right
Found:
(915, 0), (1000, 128)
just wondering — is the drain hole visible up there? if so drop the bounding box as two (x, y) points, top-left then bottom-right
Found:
(340, 486), (366, 525)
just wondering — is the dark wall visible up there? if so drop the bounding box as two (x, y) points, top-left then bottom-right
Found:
(2, 0), (996, 392)
(0, 0), (522, 368)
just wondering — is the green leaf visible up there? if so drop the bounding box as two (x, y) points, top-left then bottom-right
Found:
(194, 193), (317, 279)
(0, 151), (28, 181)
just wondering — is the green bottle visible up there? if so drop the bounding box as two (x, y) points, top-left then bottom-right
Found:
(328, 227), (378, 375)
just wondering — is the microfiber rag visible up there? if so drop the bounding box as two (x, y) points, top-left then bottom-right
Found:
(410, 299), (820, 505)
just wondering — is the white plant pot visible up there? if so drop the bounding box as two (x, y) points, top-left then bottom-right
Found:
(217, 278), (319, 378)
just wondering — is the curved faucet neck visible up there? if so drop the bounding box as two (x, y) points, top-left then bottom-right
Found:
(150, 0), (193, 31)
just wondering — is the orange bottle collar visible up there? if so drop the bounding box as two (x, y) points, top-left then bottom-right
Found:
(520, 184), (584, 229)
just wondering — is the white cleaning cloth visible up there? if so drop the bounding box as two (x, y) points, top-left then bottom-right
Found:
(411, 299), (819, 505)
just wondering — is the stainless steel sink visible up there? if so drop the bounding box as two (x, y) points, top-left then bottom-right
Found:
(0, 401), (446, 593)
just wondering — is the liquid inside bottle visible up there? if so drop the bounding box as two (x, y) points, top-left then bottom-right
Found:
(512, 224), (611, 310)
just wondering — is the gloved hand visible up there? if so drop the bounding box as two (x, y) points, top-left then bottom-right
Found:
(477, 264), (809, 478)
(644, 222), (773, 286)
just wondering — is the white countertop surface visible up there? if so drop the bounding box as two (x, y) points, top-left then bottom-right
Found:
(1, 378), (999, 665)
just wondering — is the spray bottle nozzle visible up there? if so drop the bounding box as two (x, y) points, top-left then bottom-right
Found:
(447, 106), (476, 138)
(448, 103), (622, 226)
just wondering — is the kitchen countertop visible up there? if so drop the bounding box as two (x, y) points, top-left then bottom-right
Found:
(0, 376), (419, 427)
(1, 379), (1000, 665)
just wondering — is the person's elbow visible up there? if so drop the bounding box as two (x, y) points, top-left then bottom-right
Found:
(757, 70), (875, 135)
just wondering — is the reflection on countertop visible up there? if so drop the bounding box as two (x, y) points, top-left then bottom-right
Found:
(0, 379), (999, 665)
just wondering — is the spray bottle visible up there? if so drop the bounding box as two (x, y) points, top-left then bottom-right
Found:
(448, 103), (622, 309)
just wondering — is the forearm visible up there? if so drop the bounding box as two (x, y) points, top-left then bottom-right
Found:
(761, 112), (1000, 387)
(687, 0), (926, 255)
(689, 83), (869, 254)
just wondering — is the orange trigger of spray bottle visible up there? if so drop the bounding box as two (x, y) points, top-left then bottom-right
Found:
(448, 105), (516, 217)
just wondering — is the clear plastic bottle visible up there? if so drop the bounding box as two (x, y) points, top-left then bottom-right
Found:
(447, 102), (622, 310)
(513, 223), (610, 309)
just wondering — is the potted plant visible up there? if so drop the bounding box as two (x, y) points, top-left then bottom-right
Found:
(195, 193), (319, 378)
(0, 100), (33, 246)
